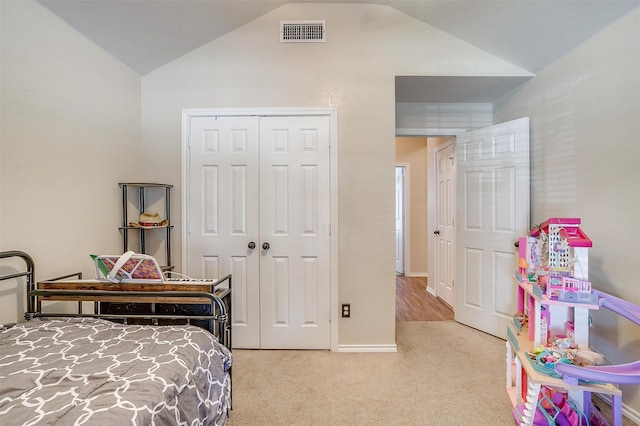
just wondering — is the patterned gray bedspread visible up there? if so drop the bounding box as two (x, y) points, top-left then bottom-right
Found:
(0, 317), (232, 425)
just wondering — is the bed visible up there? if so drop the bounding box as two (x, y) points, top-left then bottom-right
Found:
(0, 250), (232, 425)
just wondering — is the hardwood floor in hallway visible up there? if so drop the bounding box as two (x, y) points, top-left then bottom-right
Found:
(396, 275), (454, 322)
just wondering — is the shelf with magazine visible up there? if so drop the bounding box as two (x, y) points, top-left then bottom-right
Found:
(506, 218), (621, 426)
(118, 183), (173, 272)
(104, 183), (177, 320)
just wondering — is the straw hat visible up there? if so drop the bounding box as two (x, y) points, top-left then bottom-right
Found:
(129, 212), (168, 228)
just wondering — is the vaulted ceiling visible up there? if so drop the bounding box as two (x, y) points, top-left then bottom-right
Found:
(38, 0), (639, 102)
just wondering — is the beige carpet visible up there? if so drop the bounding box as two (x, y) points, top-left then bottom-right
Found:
(228, 321), (515, 425)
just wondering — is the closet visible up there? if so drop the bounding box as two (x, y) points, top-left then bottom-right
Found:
(183, 110), (334, 349)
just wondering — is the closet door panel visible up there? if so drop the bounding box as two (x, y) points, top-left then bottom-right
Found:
(259, 115), (331, 349)
(187, 115), (261, 349)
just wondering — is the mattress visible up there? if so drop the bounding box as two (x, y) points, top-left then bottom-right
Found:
(0, 317), (232, 425)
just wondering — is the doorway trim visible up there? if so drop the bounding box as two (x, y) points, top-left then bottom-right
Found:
(181, 107), (339, 351)
(395, 164), (409, 275)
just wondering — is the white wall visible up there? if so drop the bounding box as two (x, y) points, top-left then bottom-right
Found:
(140, 3), (530, 347)
(495, 8), (640, 418)
(396, 102), (493, 132)
(0, 1), (141, 323)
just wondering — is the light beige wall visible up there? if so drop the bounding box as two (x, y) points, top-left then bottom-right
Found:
(495, 8), (640, 417)
(396, 137), (428, 275)
(140, 3), (530, 347)
(0, 1), (141, 323)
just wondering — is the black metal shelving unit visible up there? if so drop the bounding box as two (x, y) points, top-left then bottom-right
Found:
(118, 183), (173, 270)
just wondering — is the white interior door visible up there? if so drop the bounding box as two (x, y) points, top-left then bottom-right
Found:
(454, 117), (530, 339)
(395, 166), (405, 275)
(184, 111), (332, 350)
(185, 115), (261, 348)
(258, 116), (331, 349)
(435, 143), (456, 307)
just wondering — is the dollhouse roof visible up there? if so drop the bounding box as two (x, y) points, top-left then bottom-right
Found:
(530, 218), (593, 248)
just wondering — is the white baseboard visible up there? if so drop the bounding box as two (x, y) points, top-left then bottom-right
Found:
(338, 344), (398, 353)
(596, 393), (640, 425)
(402, 272), (427, 278)
(426, 286), (437, 296)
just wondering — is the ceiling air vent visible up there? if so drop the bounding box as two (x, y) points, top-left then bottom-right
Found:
(280, 20), (326, 43)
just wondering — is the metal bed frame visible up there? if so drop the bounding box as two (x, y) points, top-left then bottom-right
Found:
(0, 250), (232, 350)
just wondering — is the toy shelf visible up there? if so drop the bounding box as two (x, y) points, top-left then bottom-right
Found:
(506, 322), (621, 426)
(506, 322), (620, 397)
(507, 278), (620, 426)
(516, 279), (599, 310)
(515, 277), (598, 348)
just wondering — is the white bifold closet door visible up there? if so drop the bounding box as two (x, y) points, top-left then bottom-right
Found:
(186, 114), (331, 350)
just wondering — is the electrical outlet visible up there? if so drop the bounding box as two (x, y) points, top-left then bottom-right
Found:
(341, 303), (351, 318)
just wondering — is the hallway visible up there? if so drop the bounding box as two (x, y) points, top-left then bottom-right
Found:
(395, 275), (454, 322)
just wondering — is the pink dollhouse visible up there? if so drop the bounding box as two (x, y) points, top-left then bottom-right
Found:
(530, 218), (592, 278)
(510, 218), (640, 426)
(519, 218), (593, 301)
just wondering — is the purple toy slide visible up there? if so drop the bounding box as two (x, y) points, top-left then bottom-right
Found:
(554, 289), (640, 426)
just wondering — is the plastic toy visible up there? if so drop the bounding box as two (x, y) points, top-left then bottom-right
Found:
(554, 289), (640, 426)
(529, 218), (592, 281)
(559, 277), (594, 303)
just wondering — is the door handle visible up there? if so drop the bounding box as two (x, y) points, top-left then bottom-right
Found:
(433, 230), (440, 235)
(262, 242), (270, 250)
(514, 240), (519, 248)
(248, 241), (256, 249)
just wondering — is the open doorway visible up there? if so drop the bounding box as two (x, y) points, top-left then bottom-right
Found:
(395, 137), (429, 278)
(395, 165), (407, 275)
(395, 136), (454, 321)
(396, 118), (531, 336)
